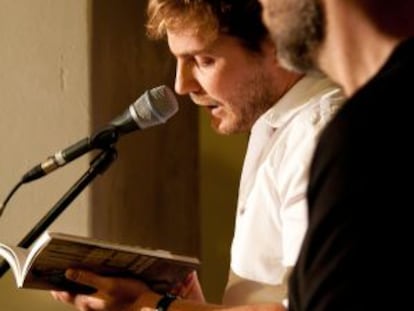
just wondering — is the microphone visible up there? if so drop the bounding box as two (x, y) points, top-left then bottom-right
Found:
(21, 85), (179, 183)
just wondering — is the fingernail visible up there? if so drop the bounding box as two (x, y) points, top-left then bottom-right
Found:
(65, 269), (78, 280)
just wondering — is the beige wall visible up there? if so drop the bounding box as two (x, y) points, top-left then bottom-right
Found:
(0, 2), (91, 310)
(0, 0), (246, 308)
(0, 1), (91, 243)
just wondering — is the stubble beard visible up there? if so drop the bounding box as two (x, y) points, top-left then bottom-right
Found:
(212, 72), (276, 136)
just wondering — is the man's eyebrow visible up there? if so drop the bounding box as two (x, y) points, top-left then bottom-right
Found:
(175, 46), (214, 58)
(174, 38), (220, 58)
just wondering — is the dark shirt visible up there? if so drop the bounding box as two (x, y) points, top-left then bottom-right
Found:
(288, 38), (414, 310)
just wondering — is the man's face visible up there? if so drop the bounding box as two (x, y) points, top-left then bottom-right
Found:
(166, 29), (298, 135)
(259, 0), (325, 73)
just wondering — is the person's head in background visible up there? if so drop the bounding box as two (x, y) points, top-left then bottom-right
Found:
(146, 0), (301, 135)
(258, 0), (414, 95)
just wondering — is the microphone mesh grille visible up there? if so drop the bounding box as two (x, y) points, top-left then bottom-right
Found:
(132, 85), (179, 128)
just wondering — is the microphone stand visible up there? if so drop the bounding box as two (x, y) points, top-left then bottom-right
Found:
(0, 146), (117, 278)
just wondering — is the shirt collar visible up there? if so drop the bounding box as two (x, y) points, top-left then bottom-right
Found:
(260, 75), (336, 129)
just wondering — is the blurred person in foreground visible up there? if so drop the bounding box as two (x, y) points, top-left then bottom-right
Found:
(50, 1), (343, 310)
(258, 0), (414, 310)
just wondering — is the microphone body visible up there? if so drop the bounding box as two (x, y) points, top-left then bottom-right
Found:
(22, 85), (178, 183)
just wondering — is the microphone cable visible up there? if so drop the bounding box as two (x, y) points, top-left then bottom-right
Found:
(0, 180), (24, 218)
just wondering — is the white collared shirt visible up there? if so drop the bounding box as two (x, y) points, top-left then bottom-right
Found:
(231, 75), (344, 285)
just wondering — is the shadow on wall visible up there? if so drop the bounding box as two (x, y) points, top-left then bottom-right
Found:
(88, 0), (200, 257)
(200, 116), (248, 302)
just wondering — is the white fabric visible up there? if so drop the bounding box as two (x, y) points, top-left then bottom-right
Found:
(231, 75), (344, 285)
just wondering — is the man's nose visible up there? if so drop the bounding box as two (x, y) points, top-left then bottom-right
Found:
(175, 60), (200, 95)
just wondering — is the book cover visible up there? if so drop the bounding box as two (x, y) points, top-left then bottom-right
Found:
(0, 231), (200, 294)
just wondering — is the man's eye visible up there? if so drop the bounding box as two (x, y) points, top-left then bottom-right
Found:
(196, 57), (215, 67)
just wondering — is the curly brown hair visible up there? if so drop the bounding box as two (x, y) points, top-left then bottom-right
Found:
(146, 0), (268, 52)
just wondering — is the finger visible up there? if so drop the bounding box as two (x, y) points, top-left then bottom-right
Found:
(74, 295), (94, 311)
(179, 272), (205, 301)
(73, 294), (106, 311)
(83, 296), (107, 310)
(50, 291), (60, 300)
(177, 272), (196, 298)
(51, 290), (76, 304)
(65, 269), (108, 291)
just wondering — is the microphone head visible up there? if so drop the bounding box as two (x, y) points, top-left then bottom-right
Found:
(130, 85), (179, 129)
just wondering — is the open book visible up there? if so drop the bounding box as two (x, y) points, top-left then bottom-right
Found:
(0, 231), (200, 294)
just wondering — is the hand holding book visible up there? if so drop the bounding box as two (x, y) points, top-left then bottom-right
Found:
(0, 231), (200, 295)
(51, 268), (155, 310)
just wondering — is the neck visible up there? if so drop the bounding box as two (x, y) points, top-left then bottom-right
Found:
(318, 1), (409, 96)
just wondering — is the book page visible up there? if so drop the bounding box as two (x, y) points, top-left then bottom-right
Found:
(0, 243), (30, 286)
